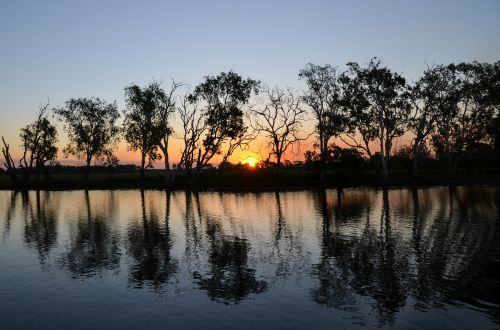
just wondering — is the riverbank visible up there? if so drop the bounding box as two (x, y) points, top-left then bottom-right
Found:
(1, 170), (500, 191)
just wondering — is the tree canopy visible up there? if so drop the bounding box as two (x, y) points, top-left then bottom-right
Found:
(54, 97), (120, 179)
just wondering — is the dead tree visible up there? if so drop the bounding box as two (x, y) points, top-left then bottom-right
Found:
(1, 136), (18, 184)
(19, 101), (58, 183)
(169, 94), (206, 186)
(157, 80), (183, 185)
(250, 86), (310, 167)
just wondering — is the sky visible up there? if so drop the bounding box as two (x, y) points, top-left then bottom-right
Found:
(1, 0), (499, 165)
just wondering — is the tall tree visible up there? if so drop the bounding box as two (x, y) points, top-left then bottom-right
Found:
(19, 102), (58, 182)
(123, 83), (164, 180)
(55, 97), (120, 180)
(480, 61), (500, 164)
(176, 93), (206, 175)
(342, 58), (410, 178)
(156, 81), (182, 184)
(299, 64), (351, 181)
(432, 62), (494, 170)
(1, 136), (18, 184)
(250, 86), (310, 167)
(188, 71), (259, 183)
(407, 65), (456, 175)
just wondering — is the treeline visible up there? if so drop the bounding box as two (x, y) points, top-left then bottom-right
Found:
(1, 58), (499, 186)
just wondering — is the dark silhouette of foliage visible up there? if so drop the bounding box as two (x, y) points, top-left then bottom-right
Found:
(432, 62), (497, 171)
(19, 102), (58, 182)
(2, 59), (500, 184)
(1, 136), (18, 184)
(327, 144), (366, 173)
(123, 82), (165, 180)
(299, 64), (352, 180)
(342, 58), (410, 178)
(408, 65), (456, 175)
(480, 61), (500, 164)
(54, 97), (120, 180)
(187, 71), (259, 183)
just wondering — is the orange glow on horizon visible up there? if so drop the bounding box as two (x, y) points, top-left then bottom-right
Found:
(241, 156), (258, 168)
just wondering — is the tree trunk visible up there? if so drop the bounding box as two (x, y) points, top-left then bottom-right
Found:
(412, 141), (420, 177)
(2, 137), (19, 185)
(319, 129), (326, 183)
(140, 154), (146, 181)
(444, 135), (453, 174)
(160, 137), (170, 186)
(380, 134), (388, 179)
(384, 139), (392, 179)
(412, 155), (419, 177)
(84, 157), (91, 181)
(189, 150), (202, 186)
(164, 156), (170, 186)
(276, 153), (282, 170)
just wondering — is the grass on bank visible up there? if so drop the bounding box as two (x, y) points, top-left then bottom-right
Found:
(1, 168), (500, 190)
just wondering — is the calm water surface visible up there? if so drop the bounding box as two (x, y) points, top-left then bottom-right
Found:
(0, 187), (499, 329)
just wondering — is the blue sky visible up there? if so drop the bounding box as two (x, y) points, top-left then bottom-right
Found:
(1, 0), (499, 160)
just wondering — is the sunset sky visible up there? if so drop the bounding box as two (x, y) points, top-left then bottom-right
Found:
(1, 0), (499, 166)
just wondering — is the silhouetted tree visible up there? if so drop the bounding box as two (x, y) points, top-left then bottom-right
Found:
(299, 64), (351, 181)
(1, 136), (18, 184)
(250, 86), (310, 167)
(188, 71), (259, 183)
(219, 127), (257, 167)
(408, 65), (455, 175)
(432, 62), (495, 171)
(157, 81), (182, 184)
(123, 83), (165, 180)
(342, 58), (410, 178)
(481, 61), (500, 164)
(19, 102), (58, 182)
(169, 93), (206, 185)
(54, 97), (120, 180)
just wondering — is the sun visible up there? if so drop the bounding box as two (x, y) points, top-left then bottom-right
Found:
(242, 156), (258, 168)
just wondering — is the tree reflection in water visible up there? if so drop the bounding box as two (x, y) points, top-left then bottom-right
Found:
(23, 191), (59, 267)
(191, 192), (268, 304)
(1, 188), (498, 326)
(59, 190), (121, 278)
(1, 191), (18, 240)
(272, 191), (298, 278)
(126, 190), (177, 290)
(411, 187), (500, 324)
(311, 187), (500, 326)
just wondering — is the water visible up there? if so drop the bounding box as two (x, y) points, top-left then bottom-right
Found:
(0, 187), (499, 329)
